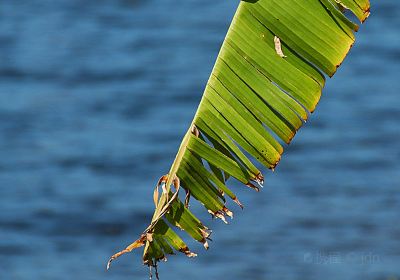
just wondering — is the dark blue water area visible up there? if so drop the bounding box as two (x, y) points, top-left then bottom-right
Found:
(0, 0), (399, 279)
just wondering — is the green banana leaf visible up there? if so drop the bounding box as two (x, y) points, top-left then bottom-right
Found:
(107, 0), (370, 277)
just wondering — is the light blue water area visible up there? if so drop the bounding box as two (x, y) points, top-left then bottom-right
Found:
(0, 1), (399, 279)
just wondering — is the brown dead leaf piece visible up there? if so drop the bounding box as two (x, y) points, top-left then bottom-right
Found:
(191, 124), (199, 137)
(107, 234), (147, 270)
(246, 182), (260, 192)
(172, 176), (180, 190)
(208, 209), (228, 224)
(153, 185), (159, 207)
(143, 175), (182, 235)
(156, 174), (168, 194)
(256, 172), (264, 185)
(274, 36), (287, 58)
(222, 206), (233, 218)
(233, 196), (244, 209)
(153, 174), (169, 207)
(184, 189), (190, 208)
(200, 228), (211, 250)
(200, 228), (212, 242)
(179, 247), (197, 258)
(146, 233), (153, 242)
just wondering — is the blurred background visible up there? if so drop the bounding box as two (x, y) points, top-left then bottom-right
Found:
(0, 0), (399, 279)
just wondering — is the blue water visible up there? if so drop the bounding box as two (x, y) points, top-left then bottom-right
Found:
(0, 1), (399, 279)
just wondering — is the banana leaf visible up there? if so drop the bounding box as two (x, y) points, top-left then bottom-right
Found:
(107, 0), (370, 277)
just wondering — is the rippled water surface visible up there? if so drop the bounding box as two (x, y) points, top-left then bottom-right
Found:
(1, 1), (399, 279)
